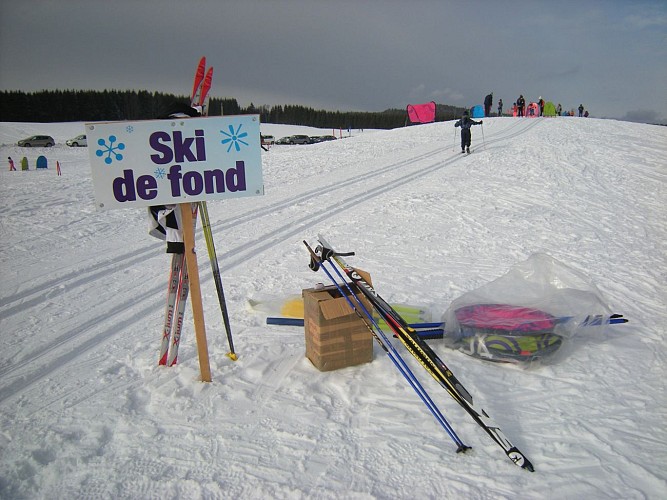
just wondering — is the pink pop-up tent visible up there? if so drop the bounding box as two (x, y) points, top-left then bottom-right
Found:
(407, 101), (436, 124)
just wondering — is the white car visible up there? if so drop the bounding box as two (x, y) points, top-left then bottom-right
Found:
(66, 134), (87, 147)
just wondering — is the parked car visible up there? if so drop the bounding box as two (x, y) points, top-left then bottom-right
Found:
(18, 135), (55, 147)
(260, 134), (275, 146)
(276, 136), (292, 145)
(311, 135), (337, 143)
(289, 135), (311, 145)
(66, 134), (87, 147)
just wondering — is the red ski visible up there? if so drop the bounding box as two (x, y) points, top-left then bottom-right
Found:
(191, 56), (206, 105)
(199, 67), (214, 107)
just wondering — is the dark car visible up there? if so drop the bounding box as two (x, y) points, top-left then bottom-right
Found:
(18, 135), (55, 147)
(289, 135), (311, 145)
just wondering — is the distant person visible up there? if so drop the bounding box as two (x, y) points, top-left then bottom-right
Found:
(517, 95), (526, 117)
(56, 160), (62, 176)
(556, 103), (562, 116)
(578, 104), (585, 117)
(538, 97), (545, 116)
(484, 93), (493, 117)
(497, 99), (503, 116)
(8, 156), (16, 171)
(454, 110), (482, 154)
(584, 110), (589, 118)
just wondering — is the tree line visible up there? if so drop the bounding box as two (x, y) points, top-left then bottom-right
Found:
(0, 90), (465, 129)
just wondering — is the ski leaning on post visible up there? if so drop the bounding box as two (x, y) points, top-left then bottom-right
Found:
(158, 57), (239, 365)
(199, 201), (237, 360)
(311, 235), (535, 472)
(192, 56), (238, 360)
(159, 252), (186, 365)
(159, 204), (198, 366)
(303, 241), (470, 453)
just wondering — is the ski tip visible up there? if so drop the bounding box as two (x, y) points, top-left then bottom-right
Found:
(508, 448), (535, 472)
(611, 314), (628, 323)
(227, 352), (239, 361)
(456, 444), (472, 454)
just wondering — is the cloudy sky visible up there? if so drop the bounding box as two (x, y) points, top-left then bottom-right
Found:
(1, 0), (666, 123)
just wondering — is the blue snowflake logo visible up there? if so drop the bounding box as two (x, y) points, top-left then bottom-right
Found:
(96, 135), (125, 165)
(154, 167), (166, 179)
(220, 123), (249, 153)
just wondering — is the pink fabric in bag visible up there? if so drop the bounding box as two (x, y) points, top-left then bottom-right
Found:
(455, 304), (557, 333)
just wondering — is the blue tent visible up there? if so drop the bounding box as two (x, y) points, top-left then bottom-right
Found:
(36, 155), (48, 169)
(471, 105), (484, 118)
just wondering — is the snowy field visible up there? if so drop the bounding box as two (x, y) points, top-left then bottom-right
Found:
(0, 117), (665, 499)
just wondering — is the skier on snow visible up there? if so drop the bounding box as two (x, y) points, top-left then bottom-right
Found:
(517, 95), (526, 117)
(484, 93), (493, 117)
(454, 110), (482, 154)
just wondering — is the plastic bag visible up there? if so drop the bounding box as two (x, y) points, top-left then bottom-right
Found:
(442, 253), (612, 367)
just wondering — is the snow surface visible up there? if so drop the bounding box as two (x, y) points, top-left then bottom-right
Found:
(0, 117), (665, 499)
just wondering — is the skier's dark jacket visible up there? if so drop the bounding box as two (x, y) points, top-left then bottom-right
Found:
(455, 116), (482, 130)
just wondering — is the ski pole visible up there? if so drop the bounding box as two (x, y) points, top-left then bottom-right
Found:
(304, 241), (469, 452)
(480, 122), (486, 149)
(452, 126), (457, 152)
(199, 201), (237, 360)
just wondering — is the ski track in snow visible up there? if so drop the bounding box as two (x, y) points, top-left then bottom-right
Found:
(0, 119), (545, 406)
(0, 118), (666, 499)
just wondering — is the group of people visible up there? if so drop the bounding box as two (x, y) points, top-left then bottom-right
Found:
(484, 93), (587, 118)
(485, 93), (506, 117)
(455, 92), (589, 152)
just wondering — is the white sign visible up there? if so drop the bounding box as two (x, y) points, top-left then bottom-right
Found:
(87, 115), (264, 209)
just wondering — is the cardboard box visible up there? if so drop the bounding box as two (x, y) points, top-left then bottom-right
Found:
(303, 280), (374, 372)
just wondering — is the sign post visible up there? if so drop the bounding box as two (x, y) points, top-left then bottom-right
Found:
(87, 115), (263, 382)
(180, 202), (211, 382)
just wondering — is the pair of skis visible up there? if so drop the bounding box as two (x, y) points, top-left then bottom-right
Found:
(159, 205), (198, 366)
(191, 56), (213, 115)
(265, 314), (627, 334)
(305, 235), (535, 472)
(159, 57), (237, 366)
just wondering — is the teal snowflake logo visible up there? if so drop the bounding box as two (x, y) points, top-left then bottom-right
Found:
(220, 123), (249, 152)
(96, 136), (125, 165)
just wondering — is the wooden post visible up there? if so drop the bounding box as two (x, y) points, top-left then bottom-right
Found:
(180, 202), (212, 382)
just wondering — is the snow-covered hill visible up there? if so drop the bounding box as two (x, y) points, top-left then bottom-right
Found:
(0, 117), (665, 499)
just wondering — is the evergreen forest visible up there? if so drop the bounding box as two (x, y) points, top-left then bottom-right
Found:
(0, 90), (465, 129)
